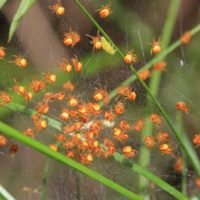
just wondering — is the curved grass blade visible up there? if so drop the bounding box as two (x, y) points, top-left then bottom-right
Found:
(139, 0), (181, 196)
(0, 121), (142, 200)
(8, 0), (36, 43)
(0, 0), (7, 10)
(0, 184), (15, 200)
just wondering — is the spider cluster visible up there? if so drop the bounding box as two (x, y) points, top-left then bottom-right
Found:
(0, 0), (199, 189)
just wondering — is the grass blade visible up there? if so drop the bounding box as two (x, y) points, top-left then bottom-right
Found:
(0, 0), (7, 10)
(8, 0), (36, 43)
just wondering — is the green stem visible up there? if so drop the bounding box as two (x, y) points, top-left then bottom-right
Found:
(176, 112), (187, 196)
(0, 121), (142, 200)
(1, 102), (190, 200)
(110, 150), (190, 200)
(139, 0), (181, 196)
(0, 185), (15, 200)
(73, 0), (200, 177)
(41, 158), (51, 200)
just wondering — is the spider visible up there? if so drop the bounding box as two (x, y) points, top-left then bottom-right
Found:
(30, 76), (47, 93)
(150, 113), (162, 127)
(49, 144), (58, 151)
(0, 46), (6, 59)
(71, 54), (82, 71)
(23, 90), (33, 102)
(21, 129), (34, 138)
(193, 133), (200, 147)
(173, 156), (182, 172)
(104, 109), (116, 122)
(149, 36), (162, 54)
(60, 107), (70, 121)
(54, 133), (66, 142)
(66, 150), (75, 158)
(63, 81), (75, 91)
(42, 72), (56, 84)
(176, 102), (190, 114)
(123, 146), (139, 158)
(196, 178), (200, 187)
(153, 61), (167, 71)
(114, 101), (126, 115)
(67, 95), (79, 108)
(155, 132), (168, 143)
(10, 78), (25, 95)
(48, 0), (65, 17)
(124, 49), (139, 64)
(34, 119), (47, 132)
(9, 55), (27, 69)
(62, 124), (74, 134)
(63, 28), (80, 47)
(59, 59), (72, 73)
(139, 69), (152, 80)
(86, 30), (102, 51)
(181, 31), (192, 44)
(9, 143), (19, 158)
(134, 119), (145, 131)
(77, 141), (89, 151)
(84, 130), (94, 140)
(78, 153), (93, 164)
(103, 146), (116, 158)
(144, 136), (156, 149)
(103, 138), (115, 147)
(34, 99), (49, 115)
(0, 91), (12, 104)
(119, 121), (133, 130)
(160, 143), (175, 157)
(117, 85), (132, 99)
(95, 2), (113, 18)
(0, 134), (8, 146)
(94, 84), (110, 105)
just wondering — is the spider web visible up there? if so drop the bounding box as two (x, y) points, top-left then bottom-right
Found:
(0, 0), (200, 199)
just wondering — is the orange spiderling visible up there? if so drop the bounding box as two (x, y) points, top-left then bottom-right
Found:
(144, 136), (156, 149)
(124, 49), (139, 64)
(181, 31), (192, 44)
(63, 81), (75, 91)
(95, 2), (113, 18)
(48, 0), (65, 17)
(149, 36), (162, 54)
(139, 69), (152, 80)
(59, 59), (72, 73)
(21, 129), (34, 138)
(0, 46), (6, 59)
(176, 102), (190, 114)
(153, 61), (167, 71)
(193, 133), (200, 147)
(86, 30), (102, 51)
(9, 55), (27, 69)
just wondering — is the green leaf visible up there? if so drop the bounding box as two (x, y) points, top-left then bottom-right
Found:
(0, 0), (7, 10)
(8, 0), (36, 43)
